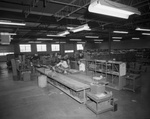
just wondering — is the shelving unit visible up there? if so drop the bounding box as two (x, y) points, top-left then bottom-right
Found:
(106, 61), (126, 90)
(86, 91), (114, 114)
(85, 60), (126, 90)
(95, 60), (107, 77)
(86, 59), (107, 77)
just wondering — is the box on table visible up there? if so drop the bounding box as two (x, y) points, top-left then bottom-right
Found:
(90, 84), (105, 94)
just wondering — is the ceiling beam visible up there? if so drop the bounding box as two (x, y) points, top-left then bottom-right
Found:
(55, 0), (90, 22)
(47, 0), (86, 8)
(0, 0), (31, 7)
(0, 7), (108, 25)
(132, 0), (149, 7)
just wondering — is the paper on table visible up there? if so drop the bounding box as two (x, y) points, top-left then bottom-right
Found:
(95, 93), (106, 98)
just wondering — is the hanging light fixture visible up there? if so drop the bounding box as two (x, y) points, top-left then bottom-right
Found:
(113, 31), (128, 34)
(94, 39), (103, 41)
(136, 27), (150, 32)
(85, 36), (99, 38)
(70, 39), (82, 41)
(142, 33), (150, 36)
(132, 37), (140, 40)
(37, 38), (53, 40)
(57, 30), (70, 36)
(113, 40), (121, 42)
(47, 34), (65, 37)
(88, 0), (141, 19)
(71, 24), (91, 33)
(0, 20), (26, 26)
(0, 32), (16, 35)
(112, 37), (122, 39)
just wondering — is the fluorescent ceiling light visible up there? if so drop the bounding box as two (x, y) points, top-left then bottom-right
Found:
(28, 41), (42, 43)
(55, 42), (66, 43)
(136, 27), (150, 32)
(88, 0), (141, 19)
(70, 39), (81, 41)
(94, 39), (103, 41)
(37, 38), (53, 40)
(132, 37), (140, 40)
(0, 32), (16, 35)
(95, 42), (101, 43)
(47, 30), (69, 37)
(71, 24), (91, 33)
(113, 31), (128, 34)
(142, 33), (150, 35)
(112, 37), (122, 39)
(57, 30), (70, 36)
(113, 40), (121, 42)
(85, 36), (99, 38)
(47, 34), (65, 37)
(67, 27), (74, 30)
(0, 20), (26, 26)
(77, 42), (85, 43)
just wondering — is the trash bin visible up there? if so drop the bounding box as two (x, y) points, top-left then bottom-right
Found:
(38, 75), (47, 88)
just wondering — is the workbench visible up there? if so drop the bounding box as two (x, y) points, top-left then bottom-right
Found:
(123, 73), (141, 92)
(86, 91), (115, 114)
(36, 68), (90, 103)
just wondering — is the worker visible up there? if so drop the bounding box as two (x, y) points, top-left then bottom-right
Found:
(79, 52), (84, 59)
(78, 60), (85, 72)
(56, 59), (69, 73)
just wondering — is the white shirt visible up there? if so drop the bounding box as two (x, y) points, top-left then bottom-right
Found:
(79, 63), (85, 72)
(56, 61), (68, 68)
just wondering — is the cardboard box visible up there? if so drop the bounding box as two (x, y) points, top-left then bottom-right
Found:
(90, 84), (105, 94)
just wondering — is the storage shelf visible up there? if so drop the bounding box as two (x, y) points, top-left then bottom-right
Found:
(85, 59), (126, 90)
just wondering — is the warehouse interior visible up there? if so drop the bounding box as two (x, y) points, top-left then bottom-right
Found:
(0, 0), (150, 119)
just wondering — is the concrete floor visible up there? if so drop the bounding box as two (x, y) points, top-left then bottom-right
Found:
(0, 62), (150, 119)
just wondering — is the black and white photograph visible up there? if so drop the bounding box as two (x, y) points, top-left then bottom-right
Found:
(0, 0), (150, 119)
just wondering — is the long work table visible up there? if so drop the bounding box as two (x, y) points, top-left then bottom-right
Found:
(36, 68), (91, 103)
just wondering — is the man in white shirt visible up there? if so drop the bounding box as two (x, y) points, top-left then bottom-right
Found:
(78, 60), (85, 72)
(56, 59), (69, 68)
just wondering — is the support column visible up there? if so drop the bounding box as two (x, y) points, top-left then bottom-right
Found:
(108, 30), (112, 60)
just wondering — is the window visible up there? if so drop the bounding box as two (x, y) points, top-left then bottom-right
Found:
(36, 44), (47, 52)
(65, 50), (74, 53)
(77, 44), (83, 50)
(19, 44), (31, 52)
(51, 44), (60, 51)
(0, 52), (14, 56)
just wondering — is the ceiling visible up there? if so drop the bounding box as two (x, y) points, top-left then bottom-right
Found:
(0, 0), (150, 43)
